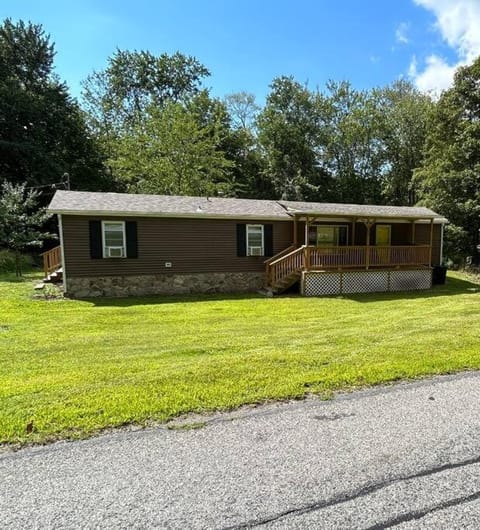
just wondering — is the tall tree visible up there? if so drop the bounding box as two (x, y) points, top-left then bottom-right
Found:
(82, 49), (210, 139)
(316, 81), (385, 204)
(112, 101), (233, 196)
(257, 76), (329, 200)
(415, 57), (480, 264)
(375, 80), (433, 206)
(0, 18), (109, 192)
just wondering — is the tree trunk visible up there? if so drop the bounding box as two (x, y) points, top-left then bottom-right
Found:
(15, 251), (22, 277)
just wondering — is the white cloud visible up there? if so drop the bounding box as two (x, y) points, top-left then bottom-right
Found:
(410, 0), (480, 94)
(396, 22), (410, 44)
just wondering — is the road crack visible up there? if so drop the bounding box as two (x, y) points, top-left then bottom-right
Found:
(221, 454), (480, 529)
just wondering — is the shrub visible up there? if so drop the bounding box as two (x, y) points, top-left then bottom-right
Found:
(0, 250), (34, 273)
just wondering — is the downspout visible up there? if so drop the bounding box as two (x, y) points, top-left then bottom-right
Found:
(58, 214), (67, 293)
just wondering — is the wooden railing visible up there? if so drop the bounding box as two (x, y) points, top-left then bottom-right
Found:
(308, 245), (431, 269)
(266, 244), (432, 287)
(41, 245), (62, 277)
(267, 246), (305, 286)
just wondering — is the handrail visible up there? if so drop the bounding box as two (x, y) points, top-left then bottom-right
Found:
(41, 245), (62, 277)
(264, 245), (296, 265)
(267, 246), (305, 286)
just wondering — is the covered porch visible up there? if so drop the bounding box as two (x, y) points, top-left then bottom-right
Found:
(266, 204), (446, 294)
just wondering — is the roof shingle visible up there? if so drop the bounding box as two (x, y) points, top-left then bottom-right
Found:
(48, 190), (446, 221)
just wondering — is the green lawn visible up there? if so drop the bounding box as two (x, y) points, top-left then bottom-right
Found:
(1, 271), (480, 446)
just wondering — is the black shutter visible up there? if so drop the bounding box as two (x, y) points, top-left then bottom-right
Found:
(125, 221), (138, 258)
(264, 224), (273, 256)
(236, 224), (246, 256)
(89, 220), (102, 259)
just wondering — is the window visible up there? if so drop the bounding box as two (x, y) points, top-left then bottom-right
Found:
(246, 224), (264, 256)
(102, 221), (126, 258)
(310, 225), (348, 246)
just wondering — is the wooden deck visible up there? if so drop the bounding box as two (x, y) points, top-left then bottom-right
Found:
(266, 245), (432, 292)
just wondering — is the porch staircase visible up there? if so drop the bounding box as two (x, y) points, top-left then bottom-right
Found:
(35, 246), (63, 290)
(265, 245), (305, 294)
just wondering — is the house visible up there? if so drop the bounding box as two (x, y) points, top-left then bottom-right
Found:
(46, 190), (447, 298)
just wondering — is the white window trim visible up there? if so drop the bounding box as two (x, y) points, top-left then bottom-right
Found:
(102, 220), (126, 258)
(246, 224), (264, 256)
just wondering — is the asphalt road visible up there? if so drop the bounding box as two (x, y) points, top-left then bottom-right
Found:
(1, 372), (480, 529)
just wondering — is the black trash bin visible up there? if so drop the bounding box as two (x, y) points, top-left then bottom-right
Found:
(432, 265), (447, 285)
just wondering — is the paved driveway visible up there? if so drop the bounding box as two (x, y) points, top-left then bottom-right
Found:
(1, 372), (480, 529)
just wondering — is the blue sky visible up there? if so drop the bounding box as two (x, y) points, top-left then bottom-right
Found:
(1, 1), (478, 103)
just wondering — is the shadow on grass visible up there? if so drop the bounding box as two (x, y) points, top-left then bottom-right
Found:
(82, 275), (480, 308)
(328, 276), (480, 304)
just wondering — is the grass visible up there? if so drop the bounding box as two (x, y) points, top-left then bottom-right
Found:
(1, 271), (480, 447)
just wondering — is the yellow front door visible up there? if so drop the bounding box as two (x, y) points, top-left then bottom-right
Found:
(375, 225), (391, 264)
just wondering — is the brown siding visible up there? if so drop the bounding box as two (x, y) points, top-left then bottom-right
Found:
(62, 215), (294, 277)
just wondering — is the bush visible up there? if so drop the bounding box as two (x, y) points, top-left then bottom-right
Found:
(443, 224), (471, 267)
(0, 250), (34, 273)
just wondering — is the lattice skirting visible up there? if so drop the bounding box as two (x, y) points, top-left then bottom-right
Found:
(302, 269), (432, 297)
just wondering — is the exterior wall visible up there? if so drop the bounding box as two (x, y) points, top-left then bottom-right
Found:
(62, 215), (293, 278)
(66, 272), (265, 298)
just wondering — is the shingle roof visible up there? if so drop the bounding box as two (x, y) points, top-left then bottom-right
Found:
(48, 190), (447, 221)
(279, 200), (445, 220)
(48, 191), (291, 219)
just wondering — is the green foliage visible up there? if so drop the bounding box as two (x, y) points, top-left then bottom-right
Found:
(113, 101), (234, 196)
(1, 272), (480, 445)
(0, 18), (110, 193)
(415, 57), (480, 263)
(443, 224), (471, 266)
(0, 182), (55, 275)
(82, 49), (210, 138)
(0, 250), (34, 273)
(374, 80), (433, 205)
(257, 76), (327, 200)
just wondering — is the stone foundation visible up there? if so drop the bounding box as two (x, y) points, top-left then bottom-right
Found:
(66, 272), (266, 298)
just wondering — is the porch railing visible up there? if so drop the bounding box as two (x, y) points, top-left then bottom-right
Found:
(266, 244), (432, 287)
(41, 245), (62, 277)
(308, 245), (431, 269)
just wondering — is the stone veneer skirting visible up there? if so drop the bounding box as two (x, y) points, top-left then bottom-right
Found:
(66, 272), (266, 298)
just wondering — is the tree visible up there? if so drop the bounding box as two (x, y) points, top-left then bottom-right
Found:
(315, 81), (386, 204)
(415, 57), (480, 264)
(82, 49), (210, 139)
(0, 182), (55, 276)
(375, 80), (433, 205)
(257, 76), (329, 200)
(112, 102), (234, 196)
(0, 18), (110, 193)
(224, 92), (260, 130)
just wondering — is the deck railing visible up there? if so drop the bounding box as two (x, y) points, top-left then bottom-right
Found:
(308, 245), (431, 269)
(267, 246), (305, 286)
(41, 245), (62, 277)
(267, 244), (432, 287)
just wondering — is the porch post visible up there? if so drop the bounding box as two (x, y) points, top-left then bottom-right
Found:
(305, 215), (309, 246)
(428, 218), (434, 266)
(293, 214), (298, 247)
(364, 219), (374, 270)
(411, 220), (416, 245)
(351, 218), (356, 245)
